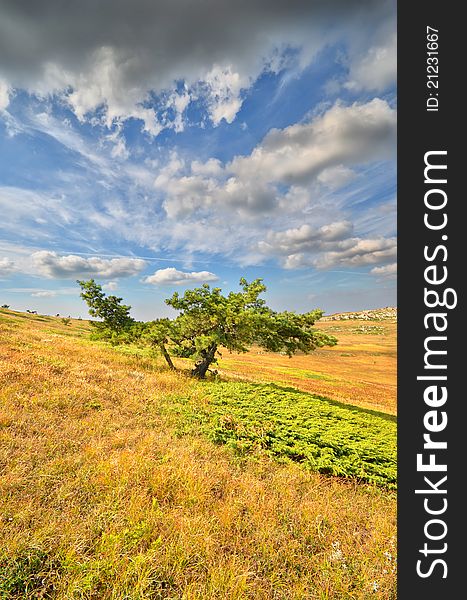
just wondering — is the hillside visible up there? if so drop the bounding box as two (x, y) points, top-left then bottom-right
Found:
(0, 309), (396, 599)
(217, 311), (397, 416)
(321, 307), (397, 321)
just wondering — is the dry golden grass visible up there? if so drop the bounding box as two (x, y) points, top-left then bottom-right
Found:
(0, 310), (396, 599)
(216, 319), (397, 416)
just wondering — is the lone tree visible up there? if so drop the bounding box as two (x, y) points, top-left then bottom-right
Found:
(166, 278), (336, 378)
(77, 278), (337, 378)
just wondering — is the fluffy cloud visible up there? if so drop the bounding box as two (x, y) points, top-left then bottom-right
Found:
(259, 221), (354, 255)
(0, 0), (395, 132)
(0, 78), (10, 111)
(160, 98), (396, 218)
(32, 251), (147, 279)
(345, 31), (396, 93)
(370, 262), (397, 278)
(258, 222), (396, 271)
(1, 98), (396, 278)
(313, 237), (397, 269)
(0, 257), (15, 276)
(201, 65), (247, 125)
(317, 166), (357, 190)
(230, 98), (396, 186)
(142, 267), (219, 286)
(147, 98), (397, 271)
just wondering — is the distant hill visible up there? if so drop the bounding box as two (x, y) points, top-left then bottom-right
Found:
(322, 307), (397, 321)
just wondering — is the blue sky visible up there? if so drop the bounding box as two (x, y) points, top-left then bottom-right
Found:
(0, 0), (396, 320)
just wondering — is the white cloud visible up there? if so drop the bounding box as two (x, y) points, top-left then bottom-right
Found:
(230, 98), (396, 187)
(0, 257), (15, 276)
(106, 127), (130, 161)
(345, 31), (396, 93)
(313, 237), (397, 269)
(103, 280), (119, 291)
(0, 97), (396, 280)
(31, 290), (57, 297)
(370, 262), (397, 278)
(191, 158), (223, 177)
(0, 186), (75, 233)
(142, 98), (398, 272)
(165, 89), (191, 132)
(54, 47), (163, 136)
(317, 165), (357, 190)
(32, 251), (147, 279)
(159, 99), (396, 219)
(0, 1), (395, 132)
(142, 267), (219, 286)
(258, 222), (396, 271)
(259, 221), (354, 256)
(202, 65), (247, 125)
(0, 78), (10, 111)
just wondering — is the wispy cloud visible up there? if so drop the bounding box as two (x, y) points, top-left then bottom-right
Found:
(0, 0), (396, 316)
(31, 290), (57, 297)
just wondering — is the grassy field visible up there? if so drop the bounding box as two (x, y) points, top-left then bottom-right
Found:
(0, 309), (397, 599)
(216, 318), (397, 416)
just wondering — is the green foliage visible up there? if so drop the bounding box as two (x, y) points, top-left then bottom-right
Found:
(77, 279), (134, 339)
(0, 548), (62, 597)
(141, 318), (178, 369)
(61, 317), (71, 326)
(170, 382), (397, 488)
(254, 309), (337, 356)
(166, 278), (268, 353)
(77, 278), (337, 377)
(166, 278), (337, 377)
(142, 318), (175, 346)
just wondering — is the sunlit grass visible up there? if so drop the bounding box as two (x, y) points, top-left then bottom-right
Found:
(0, 309), (396, 598)
(217, 318), (397, 415)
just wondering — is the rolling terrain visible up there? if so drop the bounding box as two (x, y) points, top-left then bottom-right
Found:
(217, 312), (396, 416)
(0, 308), (397, 599)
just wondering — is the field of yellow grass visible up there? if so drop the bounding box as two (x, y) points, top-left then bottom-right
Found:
(217, 319), (396, 416)
(0, 309), (396, 599)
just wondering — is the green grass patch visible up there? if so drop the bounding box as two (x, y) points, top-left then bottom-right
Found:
(169, 381), (396, 489)
(0, 316), (19, 326)
(0, 548), (63, 598)
(271, 366), (335, 381)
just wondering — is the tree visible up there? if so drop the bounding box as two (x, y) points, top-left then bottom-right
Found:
(142, 318), (176, 370)
(166, 278), (337, 378)
(77, 278), (337, 378)
(77, 279), (134, 339)
(77, 279), (177, 367)
(1, 304), (9, 309)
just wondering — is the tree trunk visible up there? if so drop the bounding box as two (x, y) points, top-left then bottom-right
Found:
(191, 344), (217, 378)
(159, 343), (175, 370)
